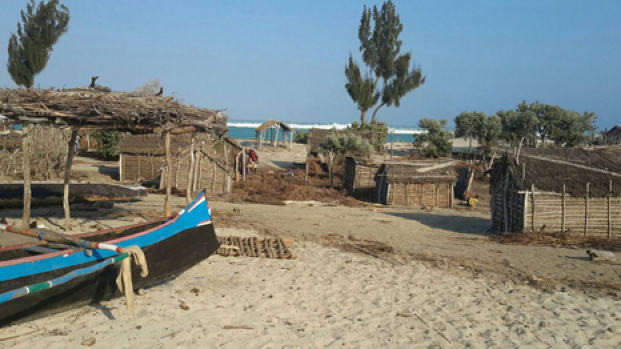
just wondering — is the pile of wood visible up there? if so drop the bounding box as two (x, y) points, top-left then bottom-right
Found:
(0, 87), (227, 134)
(217, 236), (295, 259)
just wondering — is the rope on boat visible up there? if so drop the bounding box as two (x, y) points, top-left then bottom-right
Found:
(0, 246), (148, 311)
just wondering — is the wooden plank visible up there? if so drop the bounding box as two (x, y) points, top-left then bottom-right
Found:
(64, 128), (79, 231)
(585, 182), (590, 236)
(531, 184), (536, 231)
(164, 131), (172, 217)
(22, 126), (31, 227)
(609, 180), (613, 238)
(562, 183), (566, 233)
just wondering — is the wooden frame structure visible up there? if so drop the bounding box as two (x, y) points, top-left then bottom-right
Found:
(374, 160), (456, 208)
(490, 149), (621, 236)
(255, 120), (294, 150)
(0, 81), (227, 229)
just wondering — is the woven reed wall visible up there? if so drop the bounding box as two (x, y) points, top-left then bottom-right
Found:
(344, 160), (380, 191)
(379, 182), (453, 208)
(120, 154), (163, 181)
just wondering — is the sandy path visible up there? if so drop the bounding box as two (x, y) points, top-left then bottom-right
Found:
(1, 228), (620, 348)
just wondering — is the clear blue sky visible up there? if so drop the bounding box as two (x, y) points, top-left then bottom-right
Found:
(1, 1), (619, 129)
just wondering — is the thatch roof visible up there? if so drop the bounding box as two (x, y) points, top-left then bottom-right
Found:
(607, 126), (621, 136)
(0, 87), (227, 134)
(376, 160), (457, 184)
(492, 148), (621, 197)
(308, 128), (379, 153)
(255, 120), (293, 133)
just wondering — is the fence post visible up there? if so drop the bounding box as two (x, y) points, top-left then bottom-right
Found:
(531, 184), (536, 231)
(562, 183), (566, 234)
(585, 182), (589, 236)
(609, 180), (613, 238)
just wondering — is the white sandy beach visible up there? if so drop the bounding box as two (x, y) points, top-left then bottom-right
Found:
(1, 226), (620, 349)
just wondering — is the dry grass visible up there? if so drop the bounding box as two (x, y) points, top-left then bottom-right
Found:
(492, 232), (621, 251)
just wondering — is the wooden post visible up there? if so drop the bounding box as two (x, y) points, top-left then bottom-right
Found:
(436, 185), (439, 207)
(523, 190), (529, 232)
(64, 128), (79, 231)
(186, 137), (195, 204)
(274, 127), (279, 148)
(305, 147), (310, 181)
(562, 183), (566, 233)
(328, 152), (334, 188)
(405, 184), (410, 205)
(503, 170), (509, 233)
(119, 153), (123, 181)
(451, 184), (455, 209)
(585, 182), (589, 236)
(164, 131), (172, 217)
(420, 183), (424, 206)
(235, 152), (240, 182)
(22, 125), (31, 228)
(390, 130), (394, 160)
(609, 180), (613, 238)
(224, 143), (230, 193)
(531, 184), (536, 231)
(242, 149), (246, 182)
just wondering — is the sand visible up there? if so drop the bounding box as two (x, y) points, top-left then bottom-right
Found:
(1, 227), (620, 348)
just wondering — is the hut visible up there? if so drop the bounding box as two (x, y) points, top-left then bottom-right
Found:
(490, 148), (621, 236)
(119, 133), (242, 194)
(374, 160), (457, 207)
(0, 82), (227, 228)
(343, 157), (381, 192)
(255, 120), (294, 149)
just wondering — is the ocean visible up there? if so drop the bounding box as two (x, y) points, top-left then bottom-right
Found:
(227, 120), (422, 143)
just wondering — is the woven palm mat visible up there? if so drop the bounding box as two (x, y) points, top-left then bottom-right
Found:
(217, 236), (296, 259)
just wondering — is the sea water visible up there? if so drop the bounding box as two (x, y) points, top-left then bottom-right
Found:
(227, 120), (421, 143)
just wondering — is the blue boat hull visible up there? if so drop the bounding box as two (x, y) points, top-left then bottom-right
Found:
(0, 193), (219, 326)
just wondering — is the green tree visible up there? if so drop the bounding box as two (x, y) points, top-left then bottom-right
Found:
(7, 0), (70, 88)
(345, 0), (424, 124)
(550, 111), (597, 147)
(348, 120), (388, 151)
(454, 111), (485, 152)
(478, 115), (502, 149)
(91, 131), (122, 160)
(320, 133), (372, 187)
(413, 118), (453, 158)
(497, 109), (538, 155)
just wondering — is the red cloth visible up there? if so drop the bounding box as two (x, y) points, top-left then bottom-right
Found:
(250, 151), (258, 162)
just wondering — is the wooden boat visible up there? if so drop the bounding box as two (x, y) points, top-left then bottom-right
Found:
(0, 191), (219, 326)
(0, 182), (148, 208)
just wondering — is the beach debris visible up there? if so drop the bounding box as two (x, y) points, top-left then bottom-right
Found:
(81, 337), (96, 346)
(223, 325), (254, 330)
(48, 328), (69, 336)
(396, 313), (412, 318)
(216, 236), (295, 259)
(179, 301), (190, 310)
(350, 244), (403, 266)
(527, 275), (546, 286)
(326, 233), (342, 238)
(587, 249), (616, 262)
(191, 287), (200, 296)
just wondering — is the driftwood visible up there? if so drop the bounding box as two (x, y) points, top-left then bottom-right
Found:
(350, 244), (403, 266)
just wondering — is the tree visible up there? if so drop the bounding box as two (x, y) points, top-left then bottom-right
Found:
(7, 0), (70, 88)
(319, 132), (372, 187)
(413, 118), (453, 158)
(454, 111), (485, 152)
(345, 0), (424, 124)
(91, 130), (122, 160)
(478, 115), (502, 149)
(497, 109), (538, 156)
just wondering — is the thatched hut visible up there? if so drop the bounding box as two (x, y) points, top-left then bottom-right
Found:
(490, 148), (621, 236)
(0, 83), (227, 227)
(343, 156), (381, 192)
(374, 160), (457, 207)
(119, 133), (242, 194)
(255, 120), (294, 149)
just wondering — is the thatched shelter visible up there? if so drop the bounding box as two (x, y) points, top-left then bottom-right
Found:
(119, 133), (242, 195)
(490, 148), (621, 236)
(0, 82), (227, 229)
(374, 160), (457, 207)
(255, 120), (294, 149)
(343, 157), (381, 192)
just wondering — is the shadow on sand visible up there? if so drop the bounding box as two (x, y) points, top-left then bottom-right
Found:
(383, 211), (491, 236)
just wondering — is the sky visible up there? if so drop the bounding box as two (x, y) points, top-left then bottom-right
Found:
(0, 0), (619, 129)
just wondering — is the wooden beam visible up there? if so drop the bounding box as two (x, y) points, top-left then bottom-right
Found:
(585, 182), (590, 236)
(517, 153), (621, 178)
(562, 183), (566, 233)
(164, 131), (172, 217)
(64, 128), (79, 231)
(22, 126), (31, 228)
